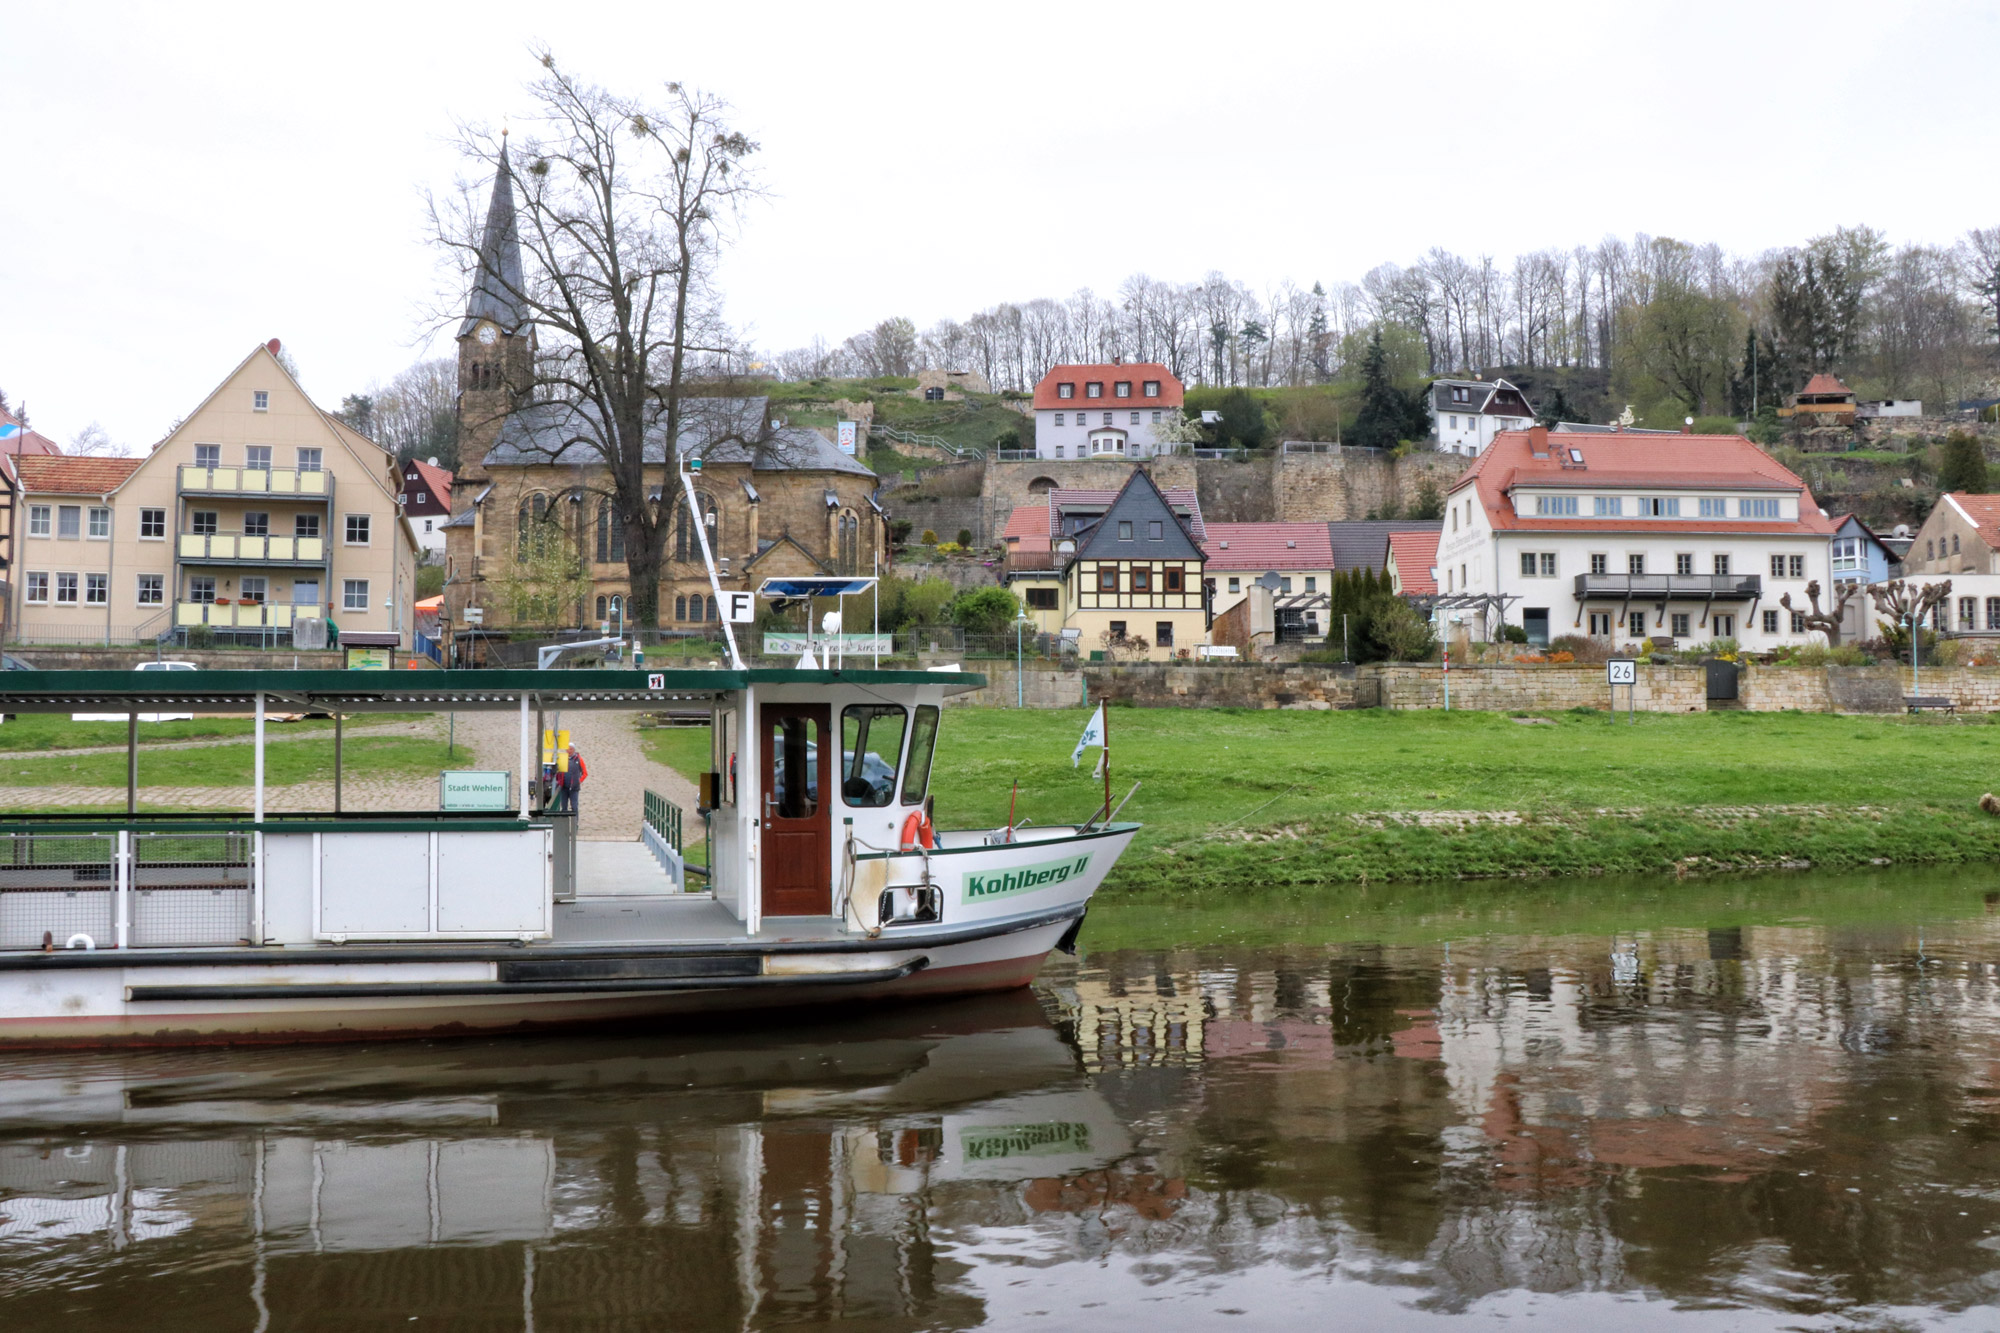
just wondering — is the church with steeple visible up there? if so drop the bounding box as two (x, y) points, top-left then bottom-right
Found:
(440, 149), (885, 650)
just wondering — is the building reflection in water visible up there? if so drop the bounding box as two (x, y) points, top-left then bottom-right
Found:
(1, 909), (1999, 1327)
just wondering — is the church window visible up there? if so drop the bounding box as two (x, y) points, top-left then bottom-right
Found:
(253, 391), (269, 412)
(706, 595), (719, 622)
(344, 514), (371, 546)
(595, 595), (607, 621)
(675, 595), (687, 621)
(837, 511), (859, 575)
(596, 500), (626, 563)
(674, 492), (719, 562)
(296, 447), (322, 472)
(517, 493), (548, 560)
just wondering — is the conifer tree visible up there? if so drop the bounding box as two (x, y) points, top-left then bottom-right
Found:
(1938, 429), (1990, 493)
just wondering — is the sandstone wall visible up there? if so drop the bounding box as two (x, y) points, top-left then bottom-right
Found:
(1369, 664), (1708, 712)
(15, 646), (346, 670)
(982, 450), (1466, 525)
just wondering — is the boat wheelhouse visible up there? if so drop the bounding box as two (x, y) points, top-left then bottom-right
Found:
(0, 667), (1137, 1045)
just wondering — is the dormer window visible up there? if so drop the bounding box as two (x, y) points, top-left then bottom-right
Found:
(1115, 381), (1132, 398)
(1451, 386), (1470, 403)
(1057, 382), (1075, 399)
(253, 390), (269, 412)
(1086, 382), (1103, 398)
(1143, 380), (1160, 397)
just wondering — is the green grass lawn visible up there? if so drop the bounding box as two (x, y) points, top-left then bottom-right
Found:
(920, 708), (2000, 891)
(0, 712), (429, 753)
(0, 734), (459, 788)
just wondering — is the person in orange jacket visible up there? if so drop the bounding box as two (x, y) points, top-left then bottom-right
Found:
(558, 744), (588, 815)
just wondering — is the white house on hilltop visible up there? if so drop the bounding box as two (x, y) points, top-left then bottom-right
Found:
(1427, 378), (1537, 456)
(1435, 426), (1836, 650)
(1032, 363), (1184, 460)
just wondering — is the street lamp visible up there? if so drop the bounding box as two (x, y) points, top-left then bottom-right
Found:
(1015, 607), (1033, 708)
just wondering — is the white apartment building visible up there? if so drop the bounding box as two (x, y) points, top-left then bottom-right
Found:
(1031, 363), (1184, 460)
(1435, 427), (1836, 651)
(1427, 378), (1537, 456)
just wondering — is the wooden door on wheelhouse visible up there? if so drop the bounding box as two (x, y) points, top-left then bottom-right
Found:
(759, 703), (831, 916)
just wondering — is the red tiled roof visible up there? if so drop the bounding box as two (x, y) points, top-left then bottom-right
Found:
(1201, 522), (1334, 570)
(1032, 364), (1184, 411)
(1001, 503), (1052, 544)
(1943, 493), (2000, 551)
(1049, 485), (1205, 540)
(15, 455), (141, 494)
(1800, 373), (1854, 398)
(1386, 530), (1440, 594)
(403, 457), (453, 503)
(1454, 429), (1836, 536)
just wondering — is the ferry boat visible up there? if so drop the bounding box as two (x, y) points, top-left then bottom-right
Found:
(0, 661), (1136, 1046)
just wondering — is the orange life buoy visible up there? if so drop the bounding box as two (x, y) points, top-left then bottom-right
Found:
(899, 809), (935, 851)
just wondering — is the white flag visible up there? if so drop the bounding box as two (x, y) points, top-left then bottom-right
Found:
(1072, 703), (1105, 768)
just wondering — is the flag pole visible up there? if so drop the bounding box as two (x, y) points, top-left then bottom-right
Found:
(1101, 697), (1111, 822)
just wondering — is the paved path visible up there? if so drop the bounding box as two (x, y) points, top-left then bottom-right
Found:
(7, 718), (419, 760)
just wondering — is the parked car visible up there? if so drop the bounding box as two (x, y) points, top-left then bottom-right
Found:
(135, 661), (199, 672)
(75, 662), (199, 721)
(1, 654), (34, 671)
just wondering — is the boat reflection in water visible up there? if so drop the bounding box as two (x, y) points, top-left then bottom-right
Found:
(5, 872), (2000, 1329)
(0, 991), (1131, 1330)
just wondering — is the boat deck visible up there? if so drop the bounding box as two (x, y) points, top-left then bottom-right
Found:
(554, 894), (845, 946)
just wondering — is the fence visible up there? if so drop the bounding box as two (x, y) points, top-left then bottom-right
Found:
(640, 789), (687, 889)
(0, 827), (253, 950)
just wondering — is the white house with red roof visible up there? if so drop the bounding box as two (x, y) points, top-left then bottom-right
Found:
(1032, 363), (1184, 460)
(1201, 523), (1335, 620)
(1436, 426), (1836, 650)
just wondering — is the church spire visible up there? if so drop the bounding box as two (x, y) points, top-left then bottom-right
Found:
(458, 139), (526, 338)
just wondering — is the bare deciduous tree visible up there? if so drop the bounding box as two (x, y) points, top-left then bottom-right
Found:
(1779, 579), (1862, 646)
(433, 52), (763, 628)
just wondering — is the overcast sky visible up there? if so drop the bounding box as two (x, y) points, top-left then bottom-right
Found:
(5, 0), (1996, 449)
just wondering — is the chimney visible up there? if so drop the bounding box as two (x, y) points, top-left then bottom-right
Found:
(1527, 424), (1549, 454)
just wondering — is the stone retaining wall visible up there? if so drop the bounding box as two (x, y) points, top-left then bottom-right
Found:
(14, 646), (346, 671)
(945, 660), (2000, 714)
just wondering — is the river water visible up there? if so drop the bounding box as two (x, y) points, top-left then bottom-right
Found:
(2, 868), (1998, 1330)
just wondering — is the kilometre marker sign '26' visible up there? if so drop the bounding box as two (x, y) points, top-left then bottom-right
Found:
(1607, 659), (1637, 685)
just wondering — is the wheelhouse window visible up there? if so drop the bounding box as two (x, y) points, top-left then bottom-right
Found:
(900, 706), (939, 806)
(840, 705), (908, 808)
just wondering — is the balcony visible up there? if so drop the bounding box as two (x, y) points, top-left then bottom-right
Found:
(178, 533), (327, 564)
(175, 601), (301, 629)
(178, 464), (330, 497)
(1573, 573), (1763, 600)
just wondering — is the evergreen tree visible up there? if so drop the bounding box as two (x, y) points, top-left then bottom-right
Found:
(1307, 282), (1330, 382)
(1938, 429), (1990, 493)
(1350, 329), (1415, 449)
(1537, 387), (1578, 427)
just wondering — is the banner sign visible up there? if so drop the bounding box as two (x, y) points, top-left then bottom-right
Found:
(837, 421), (858, 455)
(763, 633), (893, 654)
(439, 770), (511, 811)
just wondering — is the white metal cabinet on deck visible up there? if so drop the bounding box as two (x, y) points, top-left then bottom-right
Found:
(309, 825), (553, 941)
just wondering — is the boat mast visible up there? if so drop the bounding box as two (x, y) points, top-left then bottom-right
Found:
(679, 450), (743, 669)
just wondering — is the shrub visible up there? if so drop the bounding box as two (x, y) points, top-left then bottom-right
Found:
(889, 518), (913, 546)
(1375, 597), (1438, 661)
(1501, 624), (1530, 644)
(920, 529), (938, 545)
(956, 529), (972, 547)
(1547, 650), (1575, 663)
(949, 586), (1024, 637)
(1549, 634), (1612, 664)
(935, 541), (963, 555)
(186, 625), (215, 649)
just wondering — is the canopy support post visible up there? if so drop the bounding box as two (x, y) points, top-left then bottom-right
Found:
(519, 694), (532, 820)
(125, 713), (137, 818)
(333, 711), (343, 814)
(253, 692), (266, 823)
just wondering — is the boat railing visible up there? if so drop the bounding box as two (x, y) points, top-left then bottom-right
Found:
(641, 790), (688, 889)
(0, 827), (253, 951)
